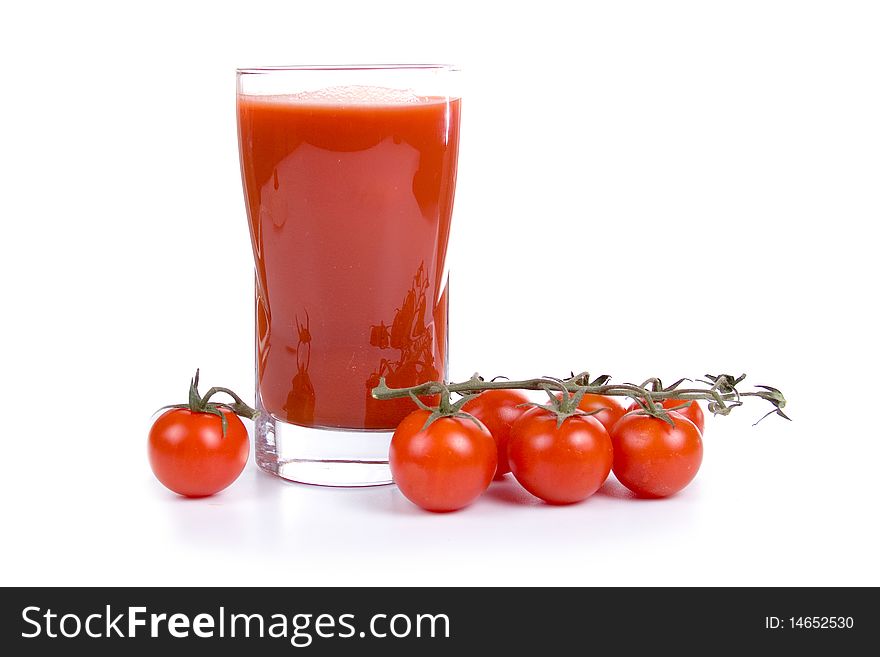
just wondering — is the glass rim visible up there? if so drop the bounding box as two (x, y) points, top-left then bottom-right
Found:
(236, 64), (460, 75)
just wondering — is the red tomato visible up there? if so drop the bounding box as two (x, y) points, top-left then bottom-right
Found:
(462, 389), (530, 478)
(149, 408), (249, 498)
(555, 393), (627, 434)
(389, 410), (497, 512)
(507, 407), (613, 505)
(611, 410), (703, 498)
(626, 398), (705, 433)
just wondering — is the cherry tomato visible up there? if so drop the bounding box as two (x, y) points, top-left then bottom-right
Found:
(626, 398), (704, 433)
(389, 410), (497, 512)
(507, 407), (613, 505)
(611, 410), (703, 498)
(149, 408), (249, 498)
(556, 393), (627, 434)
(462, 389), (530, 478)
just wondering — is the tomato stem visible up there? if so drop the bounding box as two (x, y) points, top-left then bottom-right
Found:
(155, 370), (259, 439)
(371, 372), (789, 425)
(201, 386), (260, 421)
(408, 385), (485, 431)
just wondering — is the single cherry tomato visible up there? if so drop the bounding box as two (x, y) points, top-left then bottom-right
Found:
(555, 393), (627, 434)
(389, 410), (497, 512)
(611, 410), (703, 498)
(462, 389), (530, 478)
(626, 398), (705, 433)
(507, 407), (613, 505)
(149, 407), (249, 498)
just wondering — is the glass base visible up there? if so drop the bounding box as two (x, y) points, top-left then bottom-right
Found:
(255, 412), (394, 487)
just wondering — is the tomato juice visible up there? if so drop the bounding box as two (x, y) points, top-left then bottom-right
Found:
(238, 87), (461, 430)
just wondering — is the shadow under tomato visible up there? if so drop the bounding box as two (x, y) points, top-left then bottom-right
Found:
(482, 475), (666, 506)
(595, 478), (639, 500)
(595, 477), (689, 502)
(481, 476), (547, 507)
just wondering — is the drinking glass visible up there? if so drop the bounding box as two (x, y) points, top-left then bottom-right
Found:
(237, 65), (461, 486)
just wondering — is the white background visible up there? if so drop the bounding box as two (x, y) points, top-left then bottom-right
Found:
(1, 0), (878, 586)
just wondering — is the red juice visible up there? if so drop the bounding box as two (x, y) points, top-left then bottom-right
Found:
(237, 87), (461, 430)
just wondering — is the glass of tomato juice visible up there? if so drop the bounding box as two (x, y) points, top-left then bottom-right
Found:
(236, 65), (461, 486)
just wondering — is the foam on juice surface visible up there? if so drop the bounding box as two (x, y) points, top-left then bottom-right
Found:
(250, 85), (433, 106)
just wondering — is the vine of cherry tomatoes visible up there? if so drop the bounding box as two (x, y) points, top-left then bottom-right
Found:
(389, 391), (707, 512)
